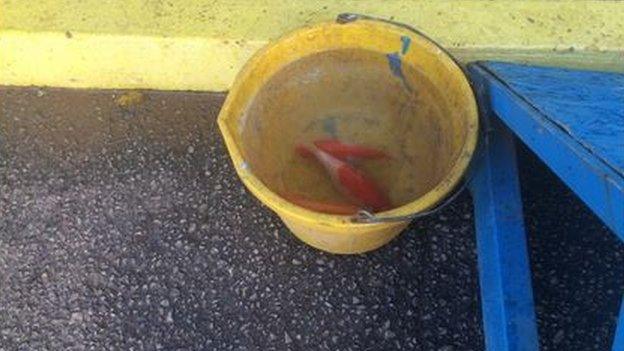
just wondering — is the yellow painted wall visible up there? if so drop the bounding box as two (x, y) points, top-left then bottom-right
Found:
(1, 0), (623, 91)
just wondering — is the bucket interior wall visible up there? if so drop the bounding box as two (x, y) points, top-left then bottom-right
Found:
(239, 49), (467, 209)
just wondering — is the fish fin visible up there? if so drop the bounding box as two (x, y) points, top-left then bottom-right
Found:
(295, 144), (315, 158)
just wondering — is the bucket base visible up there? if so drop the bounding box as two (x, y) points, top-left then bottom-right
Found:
(281, 217), (408, 254)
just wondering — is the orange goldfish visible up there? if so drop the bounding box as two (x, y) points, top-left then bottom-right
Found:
(296, 144), (391, 212)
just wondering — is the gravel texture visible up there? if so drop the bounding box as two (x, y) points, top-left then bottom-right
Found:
(0, 88), (481, 351)
(518, 145), (624, 351)
(0, 87), (621, 351)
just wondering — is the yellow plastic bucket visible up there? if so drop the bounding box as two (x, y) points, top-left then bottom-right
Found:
(218, 15), (478, 254)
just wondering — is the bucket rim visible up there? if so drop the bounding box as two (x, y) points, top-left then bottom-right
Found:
(217, 17), (479, 228)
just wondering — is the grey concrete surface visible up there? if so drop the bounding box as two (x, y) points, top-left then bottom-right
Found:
(0, 87), (622, 351)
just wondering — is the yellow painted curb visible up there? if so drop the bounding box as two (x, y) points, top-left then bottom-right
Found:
(1, 0), (623, 91)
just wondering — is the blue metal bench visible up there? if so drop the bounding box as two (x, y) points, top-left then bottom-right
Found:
(467, 62), (624, 351)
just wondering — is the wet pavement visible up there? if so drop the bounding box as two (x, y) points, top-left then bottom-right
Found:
(0, 87), (622, 350)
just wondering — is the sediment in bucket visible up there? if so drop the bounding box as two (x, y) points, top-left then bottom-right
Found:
(218, 17), (478, 254)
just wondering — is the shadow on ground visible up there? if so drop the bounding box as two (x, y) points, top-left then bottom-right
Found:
(518, 144), (624, 351)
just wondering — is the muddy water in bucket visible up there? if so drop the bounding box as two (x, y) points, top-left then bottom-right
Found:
(218, 19), (478, 253)
(240, 49), (456, 211)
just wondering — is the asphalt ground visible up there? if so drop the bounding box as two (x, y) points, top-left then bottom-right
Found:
(0, 87), (622, 350)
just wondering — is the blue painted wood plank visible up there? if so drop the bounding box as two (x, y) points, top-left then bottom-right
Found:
(481, 62), (624, 179)
(469, 63), (624, 240)
(614, 297), (624, 351)
(469, 115), (539, 351)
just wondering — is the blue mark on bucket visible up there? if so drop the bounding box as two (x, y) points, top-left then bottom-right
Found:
(322, 116), (338, 137)
(387, 52), (403, 78)
(387, 52), (413, 92)
(401, 36), (411, 55)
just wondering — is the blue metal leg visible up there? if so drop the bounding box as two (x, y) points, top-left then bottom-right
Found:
(469, 117), (539, 351)
(614, 296), (624, 351)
